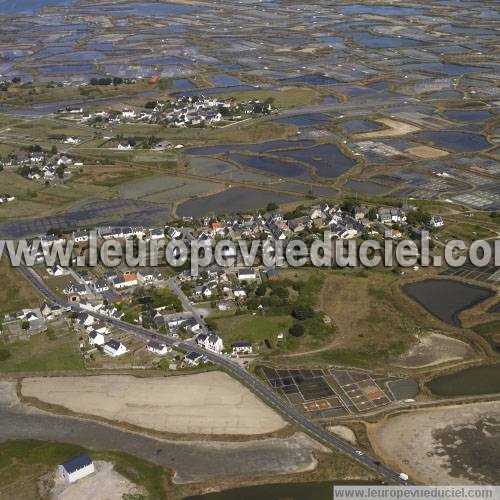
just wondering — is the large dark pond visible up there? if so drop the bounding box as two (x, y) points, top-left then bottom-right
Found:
(177, 187), (299, 217)
(403, 279), (494, 327)
(427, 364), (500, 396)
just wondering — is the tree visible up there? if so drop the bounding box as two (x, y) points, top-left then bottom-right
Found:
(367, 207), (377, 221)
(266, 202), (279, 212)
(56, 165), (65, 179)
(51, 145), (58, 155)
(273, 286), (289, 299)
(255, 283), (267, 297)
(341, 198), (357, 214)
(289, 323), (305, 337)
(407, 209), (431, 226)
(142, 315), (152, 329)
(21, 321), (30, 331)
(292, 305), (314, 320)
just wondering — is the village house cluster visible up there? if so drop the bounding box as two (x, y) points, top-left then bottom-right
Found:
(74, 95), (273, 129)
(4, 199), (445, 369)
(0, 149), (82, 183)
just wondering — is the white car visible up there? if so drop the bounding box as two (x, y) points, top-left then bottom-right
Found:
(355, 450), (364, 456)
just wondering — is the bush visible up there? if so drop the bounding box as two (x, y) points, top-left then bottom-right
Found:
(289, 323), (305, 337)
(292, 305), (314, 320)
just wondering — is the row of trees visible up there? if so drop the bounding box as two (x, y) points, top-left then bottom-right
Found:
(89, 77), (134, 86)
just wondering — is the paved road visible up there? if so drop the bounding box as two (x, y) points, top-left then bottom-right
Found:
(18, 263), (411, 485)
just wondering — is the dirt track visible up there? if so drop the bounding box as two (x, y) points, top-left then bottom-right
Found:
(21, 372), (286, 435)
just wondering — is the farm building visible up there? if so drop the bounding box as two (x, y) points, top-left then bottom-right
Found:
(59, 455), (95, 483)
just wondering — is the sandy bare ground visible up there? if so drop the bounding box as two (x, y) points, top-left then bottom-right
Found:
(394, 332), (477, 369)
(327, 425), (357, 445)
(21, 372), (286, 435)
(353, 118), (420, 139)
(406, 145), (449, 159)
(368, 401), (500, 484)
(51, 461), (140, 500)
(0, 380), (325, 483)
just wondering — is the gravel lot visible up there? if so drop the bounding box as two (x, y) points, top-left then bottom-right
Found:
(22, 372), (286, 435)
(52, 461), (139, 500)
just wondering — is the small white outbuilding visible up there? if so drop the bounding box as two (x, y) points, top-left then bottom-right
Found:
(59, 455), (95, 483)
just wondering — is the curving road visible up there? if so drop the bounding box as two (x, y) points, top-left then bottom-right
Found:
(18, 263), (411, 485)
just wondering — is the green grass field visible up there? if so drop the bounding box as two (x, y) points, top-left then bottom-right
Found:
(213, 88), (318, 108)
(0, 261), (41, 315)
(213, 313), (292, 347)
(0, 332), (83, 373)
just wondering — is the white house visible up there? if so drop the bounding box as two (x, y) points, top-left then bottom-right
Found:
(64, 283), (87, 296)
(147, 340), (171, 355)
(99, 227), (123, 239)
(57, 156), (72, 166)
(167, 226), (182, 239)
(40, 302), (63, 320)
(94, 280), (109, 294)
(121, 109), (136, 119)
(41, 234), (65, 248)
(234, 289), (247, 299)
(149, 228), (165, 240)
(47, 263), (66, 276)
(183, 318), (201, 335)
(72, 230), (90, 243)
(184, 351), (203, 366)
(91, 323), (110, 335)
(88, 330), (105, 346)
(378, 208), (407, 224)
(196, 332), (224, 353)
(77, 312), (95, 328)
(103, 339), (127, 357)
(237, 268), (256, 281)
(59, 455), (95, 484)
(137, 269), (161, 286)
(113, 274), (138, 289)
(430, 216), (444, 228)
(231, 341), (253, 355)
